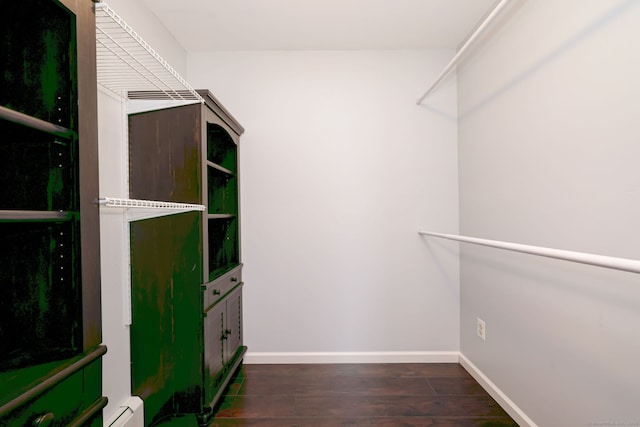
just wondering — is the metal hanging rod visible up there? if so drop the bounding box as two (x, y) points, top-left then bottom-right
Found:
(418, 230), (640, 275)
(0, 105), (74, 138)
(416, 0), (515, 105)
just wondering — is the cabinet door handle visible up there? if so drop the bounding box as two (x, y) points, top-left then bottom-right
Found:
(212, 289), (221, 295)
(32, 413), (55, 427)
(230, 277), (238, 282)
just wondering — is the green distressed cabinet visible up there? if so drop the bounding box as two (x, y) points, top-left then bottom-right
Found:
(128, 90), (246, 426)
(0, 0), (105, 425)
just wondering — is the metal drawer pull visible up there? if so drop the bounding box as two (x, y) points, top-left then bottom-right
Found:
(32, 413), (55, 427)
(230, 277), (238, 282)
(212, 289), (221, 295)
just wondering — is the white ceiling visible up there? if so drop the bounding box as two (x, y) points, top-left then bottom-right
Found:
(140, 0), (498, 51)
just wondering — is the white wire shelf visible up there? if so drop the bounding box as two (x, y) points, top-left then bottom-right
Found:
(94, 1), (204, 104)
(98, 197), (205, 222)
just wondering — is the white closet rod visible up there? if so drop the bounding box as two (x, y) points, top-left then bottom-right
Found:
(416, 0), (514, 105)
(418, 230), (640, 275)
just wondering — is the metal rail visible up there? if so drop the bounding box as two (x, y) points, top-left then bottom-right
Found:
(418, 230), (640, 274)
(0, 105), (73, 138)
(416, 0), (515, 105)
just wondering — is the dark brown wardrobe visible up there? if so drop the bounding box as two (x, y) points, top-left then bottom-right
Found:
(128, 90), (246, 426)
(0, 0), (105, 425)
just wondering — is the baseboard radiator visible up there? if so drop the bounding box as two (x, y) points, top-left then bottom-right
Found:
(107, 396), (144, 427)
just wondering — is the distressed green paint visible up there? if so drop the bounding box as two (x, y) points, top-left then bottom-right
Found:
(0, 0), (101, 424)
(68, 13), (78, 131)
(40, 31), (60, 118)
(0, 357), (103, 426)
(47, 164), (64, 210)
(35, 236), (55, 326)
(130, 212), (204, 425)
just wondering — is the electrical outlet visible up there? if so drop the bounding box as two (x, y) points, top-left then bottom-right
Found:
(477, 318), (486, 341)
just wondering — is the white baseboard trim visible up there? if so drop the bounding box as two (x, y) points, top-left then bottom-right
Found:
(244, 351), (460, 364)
(459, 353), (537, 427)
(106, 396), (144, 427)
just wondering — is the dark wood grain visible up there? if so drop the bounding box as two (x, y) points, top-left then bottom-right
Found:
(207, 363), (519, 426)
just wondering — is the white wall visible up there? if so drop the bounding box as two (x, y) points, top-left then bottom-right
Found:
(456, 0), (640, 425)
(97, 88), (131, 424)
(102, 0), (187, 76)
(96, 1), (189, 422)
(188, 50), (461, 356)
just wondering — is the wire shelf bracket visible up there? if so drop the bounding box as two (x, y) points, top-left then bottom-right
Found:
(98, 197), (205, 222)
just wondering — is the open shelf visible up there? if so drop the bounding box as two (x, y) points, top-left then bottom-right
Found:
(0, 118), (77, 213)
(0, 220), (80, 371)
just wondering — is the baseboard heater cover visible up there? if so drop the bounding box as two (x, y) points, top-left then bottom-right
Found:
(107, 396), (144, 427)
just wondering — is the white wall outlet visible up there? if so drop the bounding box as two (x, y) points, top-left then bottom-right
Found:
(477, 318), (486, 341)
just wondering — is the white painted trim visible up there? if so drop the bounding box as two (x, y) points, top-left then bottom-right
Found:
(105, 396), (144, 427)
(244, 351), (460, 364)
(459, 353), (538, 427)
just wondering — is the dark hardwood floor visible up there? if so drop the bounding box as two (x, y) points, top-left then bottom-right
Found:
(204, 363), (519, 426)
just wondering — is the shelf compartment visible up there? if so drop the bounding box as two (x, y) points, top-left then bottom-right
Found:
(0, 220), (81, 372)
(207, 123), (237, 171)
(0, 118), (77, 212)
(208, 216), (239, 281)
(207, 166), (237, 216)
(0, 0), (76, 129)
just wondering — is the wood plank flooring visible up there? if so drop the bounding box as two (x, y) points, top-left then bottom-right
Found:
(207, 363), (519, 426)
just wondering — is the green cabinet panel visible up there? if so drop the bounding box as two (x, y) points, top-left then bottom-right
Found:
(0, 0), (103, 424)
(129, 91), (245, 426)
(0, 348), (106, 426)
(130, 212), (204, 425)
(0, 220), (81, 370)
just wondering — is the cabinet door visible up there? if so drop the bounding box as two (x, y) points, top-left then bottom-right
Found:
(202, 284), (243, 407)
(130, 212), (203, 425)
(224, 286), (243, 363)
(203, 300), (226, 404)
